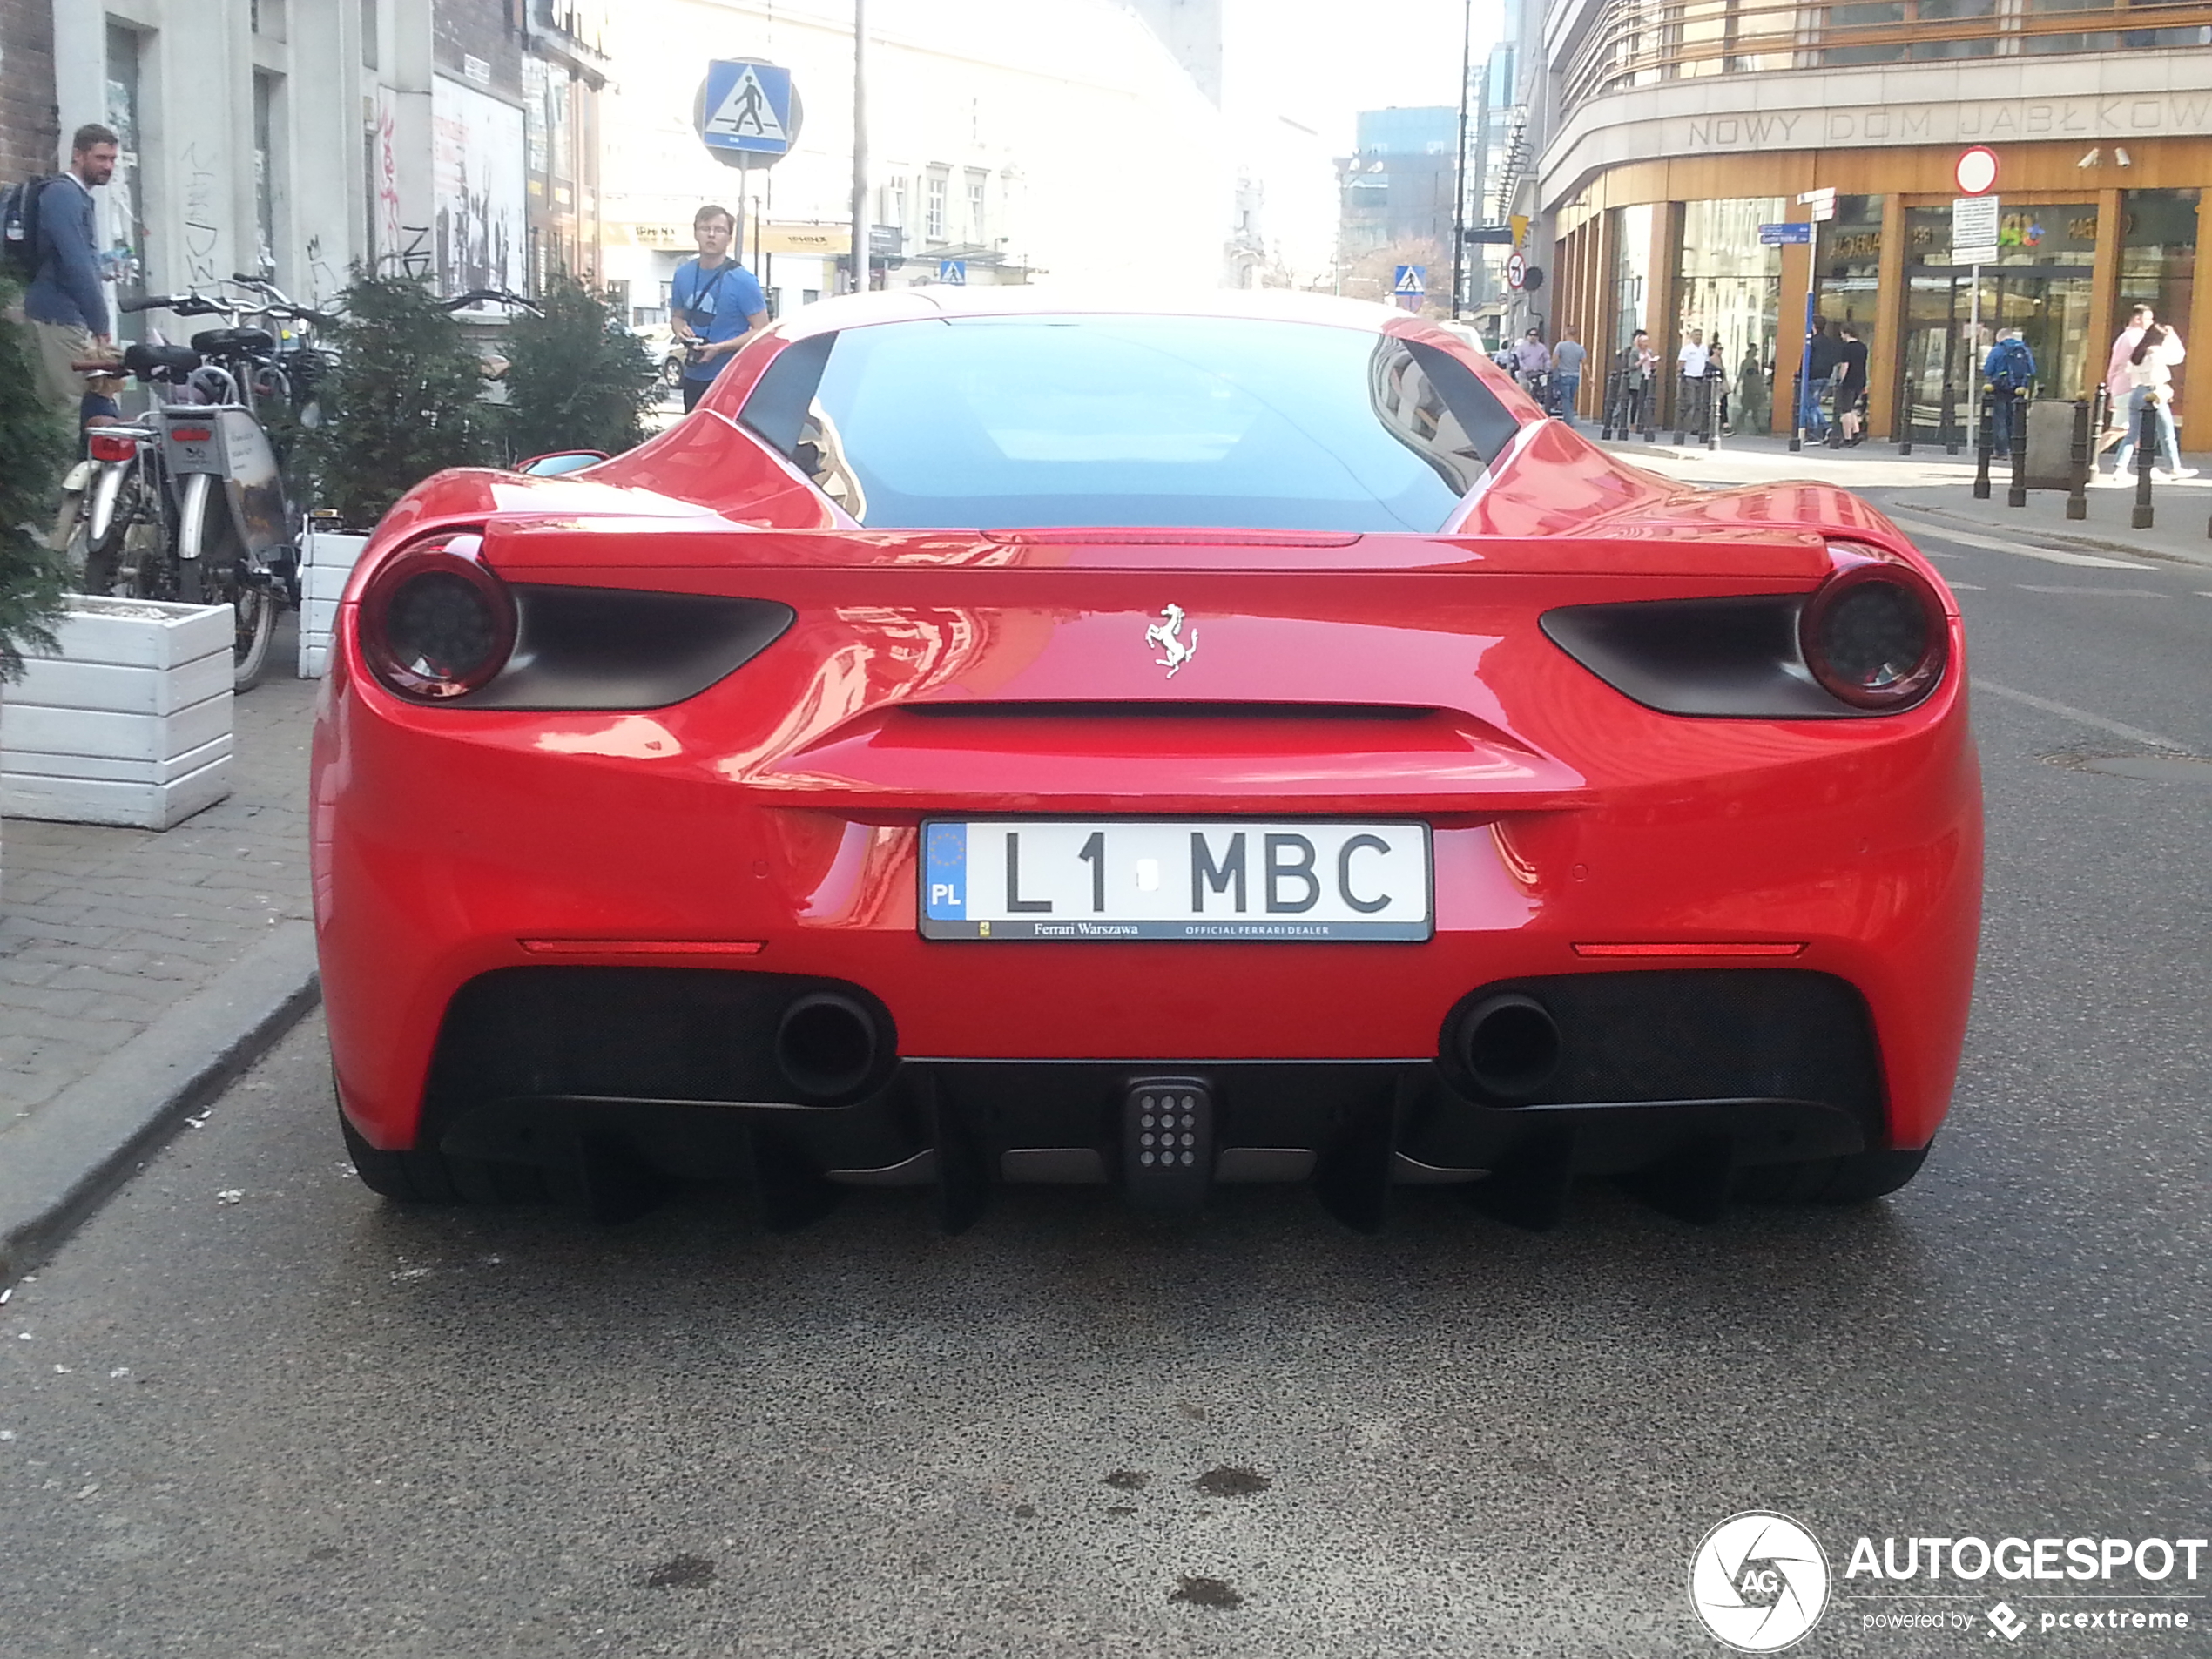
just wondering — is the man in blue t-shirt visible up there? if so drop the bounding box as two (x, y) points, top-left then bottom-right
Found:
(671, 203), (769, 413)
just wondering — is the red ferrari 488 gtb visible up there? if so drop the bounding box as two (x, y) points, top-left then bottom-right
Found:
(312, 292), (1979, 1231)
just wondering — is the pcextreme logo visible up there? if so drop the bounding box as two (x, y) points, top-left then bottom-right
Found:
(1689, 1511), (1831, 1652)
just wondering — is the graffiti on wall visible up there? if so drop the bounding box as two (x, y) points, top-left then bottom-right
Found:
(180, 141), (220, 287)
(431, 76), (525, 300)
(374, 86), (403, 266)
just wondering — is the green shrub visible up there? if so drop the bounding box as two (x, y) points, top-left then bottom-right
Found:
(501, 273), (658, 462)
(306, 273), (498, 530)
(0, 283), (72, 680)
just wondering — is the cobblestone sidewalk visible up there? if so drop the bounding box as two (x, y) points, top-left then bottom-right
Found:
(0, 640), (315, 1131)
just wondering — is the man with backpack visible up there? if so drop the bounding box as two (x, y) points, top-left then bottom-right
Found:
(5, 124), (118, 426)
(1982, 327), (2035, 458)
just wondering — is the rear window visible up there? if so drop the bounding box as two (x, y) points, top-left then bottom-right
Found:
(738, 314), (1517, 533)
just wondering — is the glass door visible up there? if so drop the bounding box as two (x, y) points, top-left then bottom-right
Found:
(1895, 266), (2094, 445)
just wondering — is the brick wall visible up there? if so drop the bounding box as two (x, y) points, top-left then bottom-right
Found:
(0, 0), (57, 184)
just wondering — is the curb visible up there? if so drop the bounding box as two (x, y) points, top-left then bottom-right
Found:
(1883, 498), (2212, 570)
(0, 920), (320, 1283)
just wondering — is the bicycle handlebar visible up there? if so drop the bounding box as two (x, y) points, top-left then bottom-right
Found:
(118, 293), (232, 318)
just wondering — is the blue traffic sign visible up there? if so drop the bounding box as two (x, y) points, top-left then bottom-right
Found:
(1758, 222), (1813, 245)
(938, 259), (967, 285)
(702, 60), (793, 156)
(1393, 264), (1426, 296)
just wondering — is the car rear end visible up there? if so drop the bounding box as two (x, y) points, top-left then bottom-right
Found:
(312, 300), (1978, 1227)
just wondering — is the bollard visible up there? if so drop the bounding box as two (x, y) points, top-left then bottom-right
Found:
(2007, 393), (2028, 509)
(1973, 388), (1993, 501)
(1641, 378), (1656, 443)
(1941, 379), (1961, 455)
(1601, 370), (1618, 441)
(2067, 399), (2089, 521)
(1791, 373), (1805, 453)
(1674, 376), (1689, 446)
(2132, 401), (2155, 530)
(1705, 376), (1721, 450)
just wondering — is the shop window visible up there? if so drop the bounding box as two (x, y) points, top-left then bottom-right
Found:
(1609, 202), (1652, 357)
(253, 72), (280, 280)
(1676, 198), (1784, 430)
(2120, 189), (2199, 407)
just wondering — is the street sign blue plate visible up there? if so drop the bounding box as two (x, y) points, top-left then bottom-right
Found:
(1393, 264), (1426, 296)
(702, 60), (793, 155)
(1759, 222), (1813, 245)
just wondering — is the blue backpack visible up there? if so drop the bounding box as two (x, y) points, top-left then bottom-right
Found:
(1990, 338), (2033, 394)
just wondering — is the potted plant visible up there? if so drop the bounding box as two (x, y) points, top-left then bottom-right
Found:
(0, 287), (234, 830)
(297, 273), (496, 676)
(501, 273), (658, 462)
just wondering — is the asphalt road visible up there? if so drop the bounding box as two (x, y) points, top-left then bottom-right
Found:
(3, 516), (2209, 1658)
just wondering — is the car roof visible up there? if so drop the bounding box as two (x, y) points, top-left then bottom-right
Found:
(764, 285), (1444, 345)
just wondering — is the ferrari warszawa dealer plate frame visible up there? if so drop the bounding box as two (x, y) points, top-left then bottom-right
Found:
(920, 820), (1434, 941)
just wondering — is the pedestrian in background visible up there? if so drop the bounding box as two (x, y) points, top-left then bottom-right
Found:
(2102, 322), (2195, 483)
(670, 203), (770, 415)
(1703, 336), (1730, 435)
(14, 123), (118, 428)
(1615, 327), (1656, 430)
(1551, 326), (1585, 424)
(1981, 327), (2034, 458)
(1677, 327), (1709, 433)
(2098, 304), (2153, 464)
(1736, 342), (1770, 434)
(1834, 322), (1869, 448)
(1799, 320), (1842, 440)
(1513, 325), (1550, 382)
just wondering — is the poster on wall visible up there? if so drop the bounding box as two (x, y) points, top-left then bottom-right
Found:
(431, 76), (526, 302)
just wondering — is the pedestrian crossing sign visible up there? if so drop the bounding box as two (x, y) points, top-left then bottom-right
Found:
(1393, 265), (1426, 296)
(702, 61), (793, 157)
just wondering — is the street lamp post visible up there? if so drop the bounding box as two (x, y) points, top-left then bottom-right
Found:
(850, 0), (868, 293)
(1451, 0), (1472, 320)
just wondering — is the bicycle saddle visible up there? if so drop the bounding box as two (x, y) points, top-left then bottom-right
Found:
(122, 342), (202, 379)
(189, 327), (277, 357)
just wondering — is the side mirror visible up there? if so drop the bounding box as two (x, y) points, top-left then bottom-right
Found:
(516, 449), (610, 477)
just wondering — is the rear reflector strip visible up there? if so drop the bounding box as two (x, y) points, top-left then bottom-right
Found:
(1573, 942), (1806, 958)
(519, 939), (765, 957)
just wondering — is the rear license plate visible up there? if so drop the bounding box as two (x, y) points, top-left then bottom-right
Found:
(919, 820), (1432, 941)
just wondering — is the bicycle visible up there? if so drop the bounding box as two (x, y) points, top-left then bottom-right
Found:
(71, 287), (308, 689)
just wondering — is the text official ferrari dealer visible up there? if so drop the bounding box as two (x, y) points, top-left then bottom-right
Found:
(310, 290), (1980, 1232)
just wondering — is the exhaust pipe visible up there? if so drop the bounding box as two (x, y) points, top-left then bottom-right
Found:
(774, 992), (882, 1101)
(1455, 993), (1561, 1103)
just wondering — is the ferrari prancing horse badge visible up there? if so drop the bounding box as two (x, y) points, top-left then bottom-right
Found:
(1145, 604), (1198, 678)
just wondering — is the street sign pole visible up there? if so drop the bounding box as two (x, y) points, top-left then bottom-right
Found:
(850, 0), (867, 294)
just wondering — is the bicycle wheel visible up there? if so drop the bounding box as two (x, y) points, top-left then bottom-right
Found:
(231, 580), (275, 691)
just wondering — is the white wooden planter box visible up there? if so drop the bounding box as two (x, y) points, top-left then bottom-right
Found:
(0, 595), (234, 829)
(298, 530), (370, 679)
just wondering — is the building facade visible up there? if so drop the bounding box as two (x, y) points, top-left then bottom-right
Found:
(1530, 0), (2212, 436)
(1337, 105), (1458, 303)
(37, 0), (603, 327)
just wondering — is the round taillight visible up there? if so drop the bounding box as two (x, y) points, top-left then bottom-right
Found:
(358, 543), (516, 701)
(1798, 561), (1948, 710)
